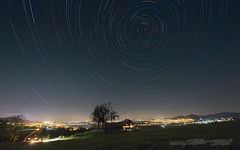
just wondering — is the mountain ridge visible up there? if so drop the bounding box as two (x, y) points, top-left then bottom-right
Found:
(171, 112), (240, 120)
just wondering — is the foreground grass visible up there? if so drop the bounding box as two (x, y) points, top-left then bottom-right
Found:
(1, 120), (240, 150)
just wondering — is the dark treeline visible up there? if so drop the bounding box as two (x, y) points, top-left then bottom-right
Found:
(0, 115), (24, 142)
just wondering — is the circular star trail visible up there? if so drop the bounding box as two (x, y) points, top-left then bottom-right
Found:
(79, 0), (239, 98)
(0, 0), (240, 120)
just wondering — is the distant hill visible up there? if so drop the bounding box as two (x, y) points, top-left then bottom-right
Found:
(171, 112), (240, 120)
(203, 112), (240, 120)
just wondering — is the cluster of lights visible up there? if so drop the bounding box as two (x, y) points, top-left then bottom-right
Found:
(25, 120), (93, 130)
(151, 118), (194, 124)
(27, 137), (42, 144)
(135, 117), (234, 127)
(193, 118), (233, 124)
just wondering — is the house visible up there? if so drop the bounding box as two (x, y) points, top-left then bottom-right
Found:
(105, 119), (135, 133)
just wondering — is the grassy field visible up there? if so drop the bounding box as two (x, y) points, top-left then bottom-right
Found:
(1, 120), (240, 150)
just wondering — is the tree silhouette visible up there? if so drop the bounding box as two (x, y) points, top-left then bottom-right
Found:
(0, 115), (24, 142)
(7, 115), (24, 142)
(109, 110), (119, 123)
(91, 102), (119, 128)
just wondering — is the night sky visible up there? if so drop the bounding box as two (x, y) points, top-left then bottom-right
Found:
(0, 0), (240, 121)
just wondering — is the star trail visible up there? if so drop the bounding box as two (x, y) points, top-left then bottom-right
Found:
(0, 0), (240, 121)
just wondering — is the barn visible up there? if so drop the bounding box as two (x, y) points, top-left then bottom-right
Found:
(105, 119), (135, 133)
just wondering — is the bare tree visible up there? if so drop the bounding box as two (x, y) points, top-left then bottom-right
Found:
(7, 115), (24, 142)
(0, 120), (8, 142)
(92, 105), (102, 128)
(109, 110), (119, 123)
(107, 103), (119, 122)
(0, 115), (24, 142)
(91, 103), (119, 128)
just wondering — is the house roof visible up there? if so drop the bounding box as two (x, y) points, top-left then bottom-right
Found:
(105, 119), (133, 128)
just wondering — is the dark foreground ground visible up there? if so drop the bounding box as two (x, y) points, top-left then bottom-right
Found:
(1, 120), (240, 150)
